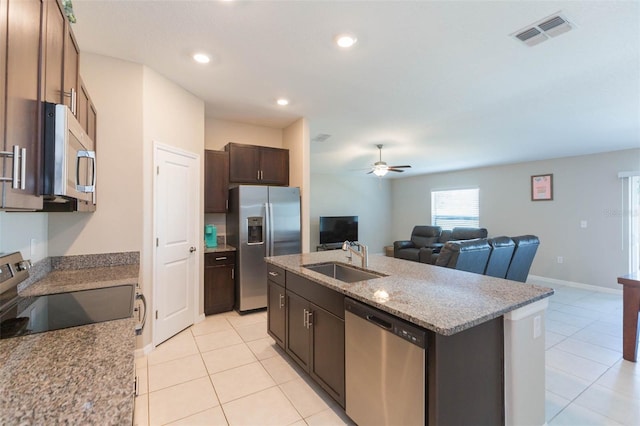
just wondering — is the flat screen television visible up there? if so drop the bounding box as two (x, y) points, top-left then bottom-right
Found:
(319, 216), (358, 245)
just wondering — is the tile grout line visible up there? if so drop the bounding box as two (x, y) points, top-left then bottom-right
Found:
(194, 320), (232, 426)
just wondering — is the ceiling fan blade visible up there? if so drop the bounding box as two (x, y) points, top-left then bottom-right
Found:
(388, 165), (411, 169)
(388, 169), (405, 173)
(366, 170), (374, 174)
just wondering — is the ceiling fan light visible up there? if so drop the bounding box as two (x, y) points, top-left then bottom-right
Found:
(373, 167), (388, 177)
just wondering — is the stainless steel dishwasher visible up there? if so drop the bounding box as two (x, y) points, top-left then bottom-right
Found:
(345, 297), (427, 426)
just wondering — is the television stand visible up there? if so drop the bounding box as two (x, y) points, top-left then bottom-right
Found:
(316, 243), (343, 251)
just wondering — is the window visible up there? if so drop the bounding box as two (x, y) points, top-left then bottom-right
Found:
(431, 188), (480, 229)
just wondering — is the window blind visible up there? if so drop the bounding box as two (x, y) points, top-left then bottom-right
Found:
(431, 188), (480, 230)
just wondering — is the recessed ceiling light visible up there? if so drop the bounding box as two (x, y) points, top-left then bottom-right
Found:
(193, 53), (211, 64)
(335, 34), (357, 48)
(276, 98), (289, 106)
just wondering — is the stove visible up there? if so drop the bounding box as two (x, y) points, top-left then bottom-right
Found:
(0, 252), (135, 340)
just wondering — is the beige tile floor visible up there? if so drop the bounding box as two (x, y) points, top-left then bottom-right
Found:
(135, 283), (640, 426)
(134, 310), (353, 426)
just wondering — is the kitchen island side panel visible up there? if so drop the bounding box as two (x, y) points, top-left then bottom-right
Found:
(428, 316), (505, 426)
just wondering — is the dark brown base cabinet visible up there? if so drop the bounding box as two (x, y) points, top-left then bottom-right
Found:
(267, 265), (286, 347)
(204, 251), (235, 315)
(266, 268), (345, 408)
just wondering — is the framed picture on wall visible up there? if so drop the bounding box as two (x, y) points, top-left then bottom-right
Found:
(531, 174), (553, 201)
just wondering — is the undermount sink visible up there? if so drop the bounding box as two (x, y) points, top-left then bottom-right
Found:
(302, 262), (386, 283)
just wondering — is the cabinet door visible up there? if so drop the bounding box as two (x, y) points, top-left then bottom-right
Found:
(63, 22), (79, 115)
(310, 304), (345, 407)
(1, 0), (43, 210)
(228, 143), (259, 184)
(205, 150), (229, 213)
(260, 147), (289, 186)
(267, 280), (286, 348)
(87, 101), (97, 143)
(43, 0), (65, 104)
(286, 290), (310, 370)
(77, 76), (89, 132)
(204, 264), (235, 315)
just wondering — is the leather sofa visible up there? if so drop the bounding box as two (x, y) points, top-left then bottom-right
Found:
(484, 237), (516, 279)
(393, 226), (442, 262)
(505, 235), (540, 282)
(434, 239), (492, 274)
(419, 227), (488, 264)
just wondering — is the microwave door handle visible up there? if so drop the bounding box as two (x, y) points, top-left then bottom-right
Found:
(76, 150), (96, 193)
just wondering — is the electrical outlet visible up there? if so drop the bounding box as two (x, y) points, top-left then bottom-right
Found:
(533, 315), (542, 338)
(580, 220), (587, 228)
(30, 238), (36, 257)
(557, 256), (564, 264)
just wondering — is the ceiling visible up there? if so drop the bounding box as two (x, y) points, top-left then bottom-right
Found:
(72, 1), (640, 178)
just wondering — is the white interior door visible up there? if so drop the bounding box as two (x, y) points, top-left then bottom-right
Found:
(154, 144), (199, 345)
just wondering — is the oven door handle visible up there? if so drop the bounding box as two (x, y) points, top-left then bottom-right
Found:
(135, 292), (147, 336)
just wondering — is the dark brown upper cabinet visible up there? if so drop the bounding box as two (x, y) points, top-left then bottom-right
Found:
(63, 19), (79, 116)
(0, 0), (44, 210)
(77, 76), (97, 142)
(225, 142), (289, 186)
(205, 150), (229, 213)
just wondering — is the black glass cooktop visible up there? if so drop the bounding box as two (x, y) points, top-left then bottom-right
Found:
(0, 285), (134, 339)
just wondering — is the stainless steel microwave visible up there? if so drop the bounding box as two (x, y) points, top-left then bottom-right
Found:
(42, 103), (96, 211)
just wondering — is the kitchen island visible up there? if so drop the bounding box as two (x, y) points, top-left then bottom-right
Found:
(266, 250), (554, 426)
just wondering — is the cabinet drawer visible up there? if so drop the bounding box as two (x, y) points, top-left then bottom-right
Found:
(286, 272), (345, 319)
(267, 264), (285, 286)
(205, 251), (235, 266)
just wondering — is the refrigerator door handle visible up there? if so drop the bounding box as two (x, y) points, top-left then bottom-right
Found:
(268, 202), (275, 256)
(264, 202), (270, 256)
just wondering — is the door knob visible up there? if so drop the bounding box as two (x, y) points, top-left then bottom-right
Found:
(189, 247), (196, 253)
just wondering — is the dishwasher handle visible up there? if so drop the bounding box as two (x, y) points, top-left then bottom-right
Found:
(366, 314), (392, 330)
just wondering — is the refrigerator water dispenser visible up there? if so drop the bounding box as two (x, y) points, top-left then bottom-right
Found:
(247, 217), (264, 244)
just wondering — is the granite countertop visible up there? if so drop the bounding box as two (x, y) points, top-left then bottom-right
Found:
(0, 318), (136, 425)
(266, 251), (554, 336)
(1, 253), (139, 424)
(19, 264), (139, 297)
(204, 244), (236, 254)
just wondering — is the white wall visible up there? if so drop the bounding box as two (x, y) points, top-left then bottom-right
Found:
(142, 66), (205, 323)
(205, 118), (283, 150)
(48, 54), (144, 256)
(310, 174), (392, 254)
(0, 212), (48, 262)
(283, 118), (311, 252)
(390, 148), (640, 289)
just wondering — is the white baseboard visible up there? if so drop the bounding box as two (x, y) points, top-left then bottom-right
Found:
(135, 342), (154, 357)
(528, 275), (622, 295)
(196, 313), (205, 323)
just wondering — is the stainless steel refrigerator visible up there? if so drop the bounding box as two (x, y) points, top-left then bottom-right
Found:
(227, 186), (301, 312)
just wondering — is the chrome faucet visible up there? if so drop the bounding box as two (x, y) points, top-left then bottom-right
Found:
(342, 241), (368, 268)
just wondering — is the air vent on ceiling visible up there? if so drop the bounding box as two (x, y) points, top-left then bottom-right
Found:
(512, 12), (574, 47)
(311, 133), (331, 143)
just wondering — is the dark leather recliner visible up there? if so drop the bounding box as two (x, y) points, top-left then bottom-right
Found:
(505, 235), (540, 282)
(394, 226), (442, 262)
(435, 238), (492, 274)
(484, 237), (515, 279)
(420, 227), (488, 264)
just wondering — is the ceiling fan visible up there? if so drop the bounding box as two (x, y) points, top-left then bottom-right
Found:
(367, 144), (411, 177)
